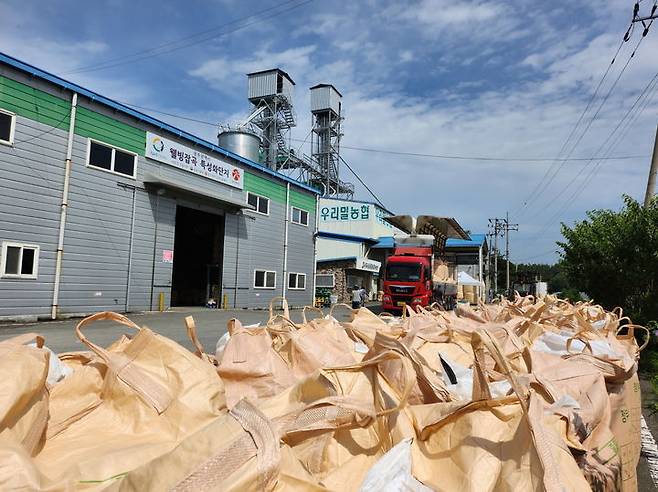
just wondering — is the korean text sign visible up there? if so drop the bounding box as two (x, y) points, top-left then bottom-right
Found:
(320, 204), (370, 222)
(145, 132), (244, 190)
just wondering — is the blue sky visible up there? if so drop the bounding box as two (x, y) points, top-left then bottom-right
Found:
(2, 0), (657, 263)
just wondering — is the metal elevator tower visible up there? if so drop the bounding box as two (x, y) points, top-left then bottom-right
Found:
(310, 84), (344, 195)
(224, 69), (353, 198)
(246, 69), (296, 170)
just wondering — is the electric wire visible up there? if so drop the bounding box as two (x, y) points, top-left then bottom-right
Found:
(525, 1), (657, 236)
(338, 155), (388, 210)
(116, 100), (649, 162)
(544, 58), (658, 220)
(13, 112), (70, 145)
(547, 74), (658, 229)
(332, 142), (645, 162)
(65, 0), (305, 74)
(514, 36), (627, 217)
(529, 66), (658, 241)
(119, 100), (650, 161)
(514, 248), (560, 263)
(65, 0), (315, 75)
(522, 34), (645, 217)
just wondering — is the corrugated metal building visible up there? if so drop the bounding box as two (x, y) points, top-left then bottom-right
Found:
(0, 53), (318, 320)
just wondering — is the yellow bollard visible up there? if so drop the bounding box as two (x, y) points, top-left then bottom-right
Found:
(159, 292), (165, 312)
(223, 293), (229, 309)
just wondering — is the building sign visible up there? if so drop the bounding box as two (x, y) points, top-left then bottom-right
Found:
(355, 257), (381, 273)
(320, 204), (370, 222)
(145, 132), (244, 190)
(162, 249), (174, 263)
(376, 208), (395, 229)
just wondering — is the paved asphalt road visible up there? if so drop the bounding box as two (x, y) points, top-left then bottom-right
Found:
(0, 305), (656, 490)
(0, 307), (293, 354)
(0, 305), (361, 353)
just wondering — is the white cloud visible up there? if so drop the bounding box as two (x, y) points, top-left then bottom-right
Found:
(189, 45), (317, 91)
(294, 13), (345, 36)
(397, 0), (503, 26)
(399, 50), (415, 63)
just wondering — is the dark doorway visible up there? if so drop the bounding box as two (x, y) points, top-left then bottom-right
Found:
(171, 206), (225, 306)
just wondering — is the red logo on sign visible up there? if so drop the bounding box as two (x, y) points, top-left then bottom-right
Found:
(232, 169), (241, 181)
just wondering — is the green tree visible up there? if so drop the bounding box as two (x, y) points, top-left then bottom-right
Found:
(557, 195), (658, 325)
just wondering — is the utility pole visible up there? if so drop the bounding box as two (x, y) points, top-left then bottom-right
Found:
(488, 218), (504, 296)
(489, 215), (518, 297)
(488, 220), (498, 294)
(504, 211), (519, 294)
(485, 231), (494, 299)
(493, 228), (498, 294)
(644, 124), (658, 208)
(630, 2), (658, 25)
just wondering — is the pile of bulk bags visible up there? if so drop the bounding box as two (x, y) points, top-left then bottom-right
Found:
(0, 295), (648, 491)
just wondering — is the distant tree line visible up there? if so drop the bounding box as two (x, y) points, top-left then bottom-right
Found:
(506, 195), (657, 327)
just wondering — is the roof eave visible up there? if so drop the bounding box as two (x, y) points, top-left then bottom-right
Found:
(0, 52), (317, 194)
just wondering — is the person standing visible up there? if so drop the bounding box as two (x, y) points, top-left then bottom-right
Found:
(359, 285), (368, 306)
(351, 286), (362, 309)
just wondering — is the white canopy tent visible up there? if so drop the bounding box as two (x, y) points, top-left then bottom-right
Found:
(457, 271), (485, 303)
(457, 271), (480, 286)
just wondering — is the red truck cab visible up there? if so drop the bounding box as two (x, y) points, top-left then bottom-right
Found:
(382, 247), (433, 313)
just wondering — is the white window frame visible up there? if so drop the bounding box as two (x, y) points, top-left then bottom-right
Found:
(290, 206), (309, 226)
(254, 269), (276, 289)
(85, 138), (138, 179)
(0, 242), (39, 279)
(315, 273), (335, 288)
(288, 272), (307, 290)
(246, 192), (270, 216)
(0, 108), (16, 146)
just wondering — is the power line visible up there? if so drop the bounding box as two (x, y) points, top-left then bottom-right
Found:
(66, 0), (305, 73)
(118, 101), (223, 125)
(516, 4), (652, 217)
(117, 100), (650, 162)
(338, 155), (387, 210)
(515, 36), (627, 217)
(65, 0), (315, 75)
(333, 142), (645, 162)
(514, 248), (560, 263)
(523, 34), (646, 216)
(529, 65), (658, 241)
(525, 3), (657, 233)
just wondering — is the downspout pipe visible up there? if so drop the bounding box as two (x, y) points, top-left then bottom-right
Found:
(478, 244), (483, 301)
(282, 183), (290, 300)
(311, 194), (319, 306)
(51, 92), (78, 319)
(124, 185), (137, 312)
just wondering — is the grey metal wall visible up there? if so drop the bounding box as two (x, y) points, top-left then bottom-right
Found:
(223, 198), (316, 309)
(0, 114), (65, 318)
(58, 125), (240, 314)
(0, 67), (317, 318)
(285, 208), (316, 307)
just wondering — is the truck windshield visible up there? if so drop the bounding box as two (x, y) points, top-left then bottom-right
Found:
(386, 263), (421, 282)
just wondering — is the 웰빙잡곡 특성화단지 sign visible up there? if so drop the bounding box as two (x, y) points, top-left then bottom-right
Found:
(145, 132), (244, 190)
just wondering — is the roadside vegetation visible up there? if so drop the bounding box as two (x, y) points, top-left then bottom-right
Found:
(558, 195), (658, 410)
